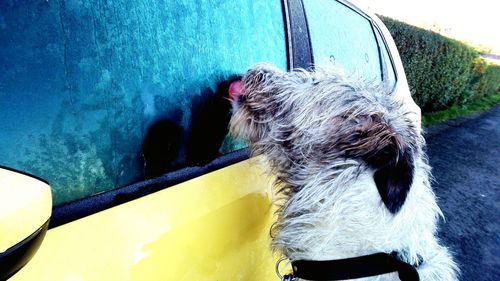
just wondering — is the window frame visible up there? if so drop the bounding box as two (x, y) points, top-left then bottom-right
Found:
(370, 18), (399, 92)
(284, 0), (314, 69)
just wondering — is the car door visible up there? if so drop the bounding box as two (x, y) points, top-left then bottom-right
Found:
(1, 0), (289, 280)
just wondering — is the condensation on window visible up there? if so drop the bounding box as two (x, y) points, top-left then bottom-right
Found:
(0, 0), (286, 205)
(303, 0), (382, 83)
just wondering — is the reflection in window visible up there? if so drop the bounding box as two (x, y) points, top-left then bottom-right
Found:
(0, 0), (286, 205)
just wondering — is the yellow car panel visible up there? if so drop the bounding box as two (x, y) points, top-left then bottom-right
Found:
(0, 168), (52, 253)
(11, 159), (280, 281)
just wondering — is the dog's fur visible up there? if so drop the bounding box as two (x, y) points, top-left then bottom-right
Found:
(229, 63), (458, 280)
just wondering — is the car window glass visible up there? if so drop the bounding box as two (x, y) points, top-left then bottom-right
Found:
(303, 0), (382, 82)
(0, 0), (286, 205)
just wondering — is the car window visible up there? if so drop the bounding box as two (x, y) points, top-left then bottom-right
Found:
(303, 0), (382, 82)
(0, 0), (286, 206)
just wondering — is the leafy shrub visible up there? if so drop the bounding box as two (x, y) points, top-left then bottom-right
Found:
(470, 59), (500, 98)
(381, 17), (479, 112)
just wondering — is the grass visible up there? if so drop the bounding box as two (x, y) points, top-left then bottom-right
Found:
(422, 93), (500, 127)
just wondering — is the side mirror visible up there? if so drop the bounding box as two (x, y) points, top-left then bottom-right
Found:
(0, 168), (52, 280)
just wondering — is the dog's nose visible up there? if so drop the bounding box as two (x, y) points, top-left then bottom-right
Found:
(229, 80), (243, 101)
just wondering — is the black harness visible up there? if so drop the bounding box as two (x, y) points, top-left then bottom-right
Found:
(278, 252), (421, 281)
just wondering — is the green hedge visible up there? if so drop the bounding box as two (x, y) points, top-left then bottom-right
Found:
(470, 59), (500, 98)
(380, 17), (496, 112)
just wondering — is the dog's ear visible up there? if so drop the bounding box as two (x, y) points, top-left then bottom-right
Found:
(333, 114), (414, 213)
(371, 147), (414, 213)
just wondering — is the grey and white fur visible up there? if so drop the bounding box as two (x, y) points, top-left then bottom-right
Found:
(229, 63), (458, 281)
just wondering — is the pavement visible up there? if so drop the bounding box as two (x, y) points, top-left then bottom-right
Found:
(425, 106), (500, 281)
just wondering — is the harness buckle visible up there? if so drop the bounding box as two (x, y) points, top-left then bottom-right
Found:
(276, 257), (295, 281)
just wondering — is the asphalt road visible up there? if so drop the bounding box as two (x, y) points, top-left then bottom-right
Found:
(425, 106), (500, 281)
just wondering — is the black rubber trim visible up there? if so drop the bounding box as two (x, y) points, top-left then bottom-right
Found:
(371, 22), (399, 86)
(50, 148), (251, 228)
(0, 220), (49, 281)
(372, 22), (386, 82)
(281, 0), (293, 70)
(286, 0), (313, 69)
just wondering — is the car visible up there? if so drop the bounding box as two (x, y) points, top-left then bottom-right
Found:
(0, 0), (419, 280)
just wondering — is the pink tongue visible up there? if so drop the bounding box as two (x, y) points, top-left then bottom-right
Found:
(229, 80), (243, 100)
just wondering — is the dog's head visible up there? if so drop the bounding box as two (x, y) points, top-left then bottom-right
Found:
(228, 63), (286, 143)
(229, 63), (422, 213)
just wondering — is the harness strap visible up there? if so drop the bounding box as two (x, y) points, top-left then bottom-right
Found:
(289, 252), (420, 281)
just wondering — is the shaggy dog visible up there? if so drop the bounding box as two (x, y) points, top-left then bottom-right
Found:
(228, 63), (458, 281)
